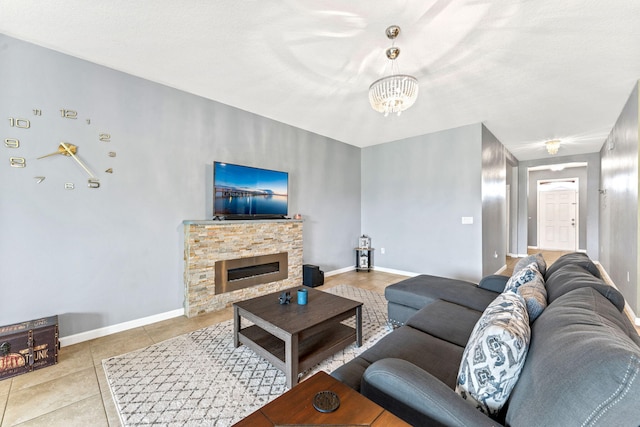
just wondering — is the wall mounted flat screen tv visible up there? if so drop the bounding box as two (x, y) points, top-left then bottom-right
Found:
(213, 161), (288, 219)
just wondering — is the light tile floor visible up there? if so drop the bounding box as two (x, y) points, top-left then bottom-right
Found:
(0, 270), (406, 426)
(2, 254), (637, 426)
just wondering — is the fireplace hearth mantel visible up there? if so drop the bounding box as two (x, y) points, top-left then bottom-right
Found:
(183, 219), (303, 317)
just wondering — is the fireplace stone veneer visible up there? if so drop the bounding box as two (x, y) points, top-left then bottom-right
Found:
(183, 219), (303, 317)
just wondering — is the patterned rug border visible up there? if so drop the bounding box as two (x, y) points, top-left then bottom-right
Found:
(103, 285), (391, 426)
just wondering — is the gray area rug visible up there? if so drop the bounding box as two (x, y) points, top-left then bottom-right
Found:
(103, 285), (391, 426)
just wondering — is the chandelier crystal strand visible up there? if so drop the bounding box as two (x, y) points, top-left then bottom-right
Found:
(369, 75), (419, 116)
(369, 25), (419, 116)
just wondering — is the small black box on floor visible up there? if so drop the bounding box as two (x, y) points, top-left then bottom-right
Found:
(0, 315), (59, 381)
(303, 264), (324, 287)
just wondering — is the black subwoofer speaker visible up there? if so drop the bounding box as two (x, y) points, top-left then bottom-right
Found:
(303, 264), (324, 287)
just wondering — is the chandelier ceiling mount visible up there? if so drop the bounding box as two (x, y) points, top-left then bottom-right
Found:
(368, 25), (419, 117)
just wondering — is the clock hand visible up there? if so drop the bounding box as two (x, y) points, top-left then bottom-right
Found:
(37, 143), (78, 159)
(60, 142), (97, 179)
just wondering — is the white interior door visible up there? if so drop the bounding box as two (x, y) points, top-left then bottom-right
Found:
(539, 189), (577, 251)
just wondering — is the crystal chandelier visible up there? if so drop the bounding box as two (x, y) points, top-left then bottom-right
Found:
(369, 25), (419, 116)
(546, 139), (560, 155)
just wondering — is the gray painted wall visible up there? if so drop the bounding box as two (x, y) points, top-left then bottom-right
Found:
(599, 82), (639, 313)
(516, 153), (600, 259)
(0, 35), (361, 337)
(481, 125), (507, 275)
(361, 124), (486, 282)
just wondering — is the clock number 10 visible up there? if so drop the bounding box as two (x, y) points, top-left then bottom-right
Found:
(8, 118), (30, 128)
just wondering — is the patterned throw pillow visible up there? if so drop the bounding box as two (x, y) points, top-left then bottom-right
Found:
(455, 292), (531, 416)
(504, 262), (538, 292)
(505, 263), (547, 322)
(516, 272), (547, 322)
(513, 253), (547, 276)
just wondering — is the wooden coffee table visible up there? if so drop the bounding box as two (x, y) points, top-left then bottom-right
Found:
(233, 286), (362, 388)
(232, 370), (411, 426)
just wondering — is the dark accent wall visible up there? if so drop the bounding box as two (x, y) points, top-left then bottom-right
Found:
(481, 125), (508, 275)
(600, 82), (639, 313)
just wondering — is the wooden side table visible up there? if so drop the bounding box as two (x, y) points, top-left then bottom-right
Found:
(232, 371), (410, 426)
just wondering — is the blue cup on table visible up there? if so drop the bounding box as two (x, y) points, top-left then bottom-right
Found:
(297, 288), (308, 305)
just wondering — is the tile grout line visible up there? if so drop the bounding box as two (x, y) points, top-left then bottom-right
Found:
(0, 379), (12, 427)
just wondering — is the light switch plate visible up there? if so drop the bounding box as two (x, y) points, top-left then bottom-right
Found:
(461, 217), (474, 225)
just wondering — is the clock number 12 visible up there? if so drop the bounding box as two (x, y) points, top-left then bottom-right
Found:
(60, 109), (78, 119)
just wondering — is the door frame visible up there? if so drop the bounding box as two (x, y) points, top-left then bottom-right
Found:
(536, 178), (579, 251)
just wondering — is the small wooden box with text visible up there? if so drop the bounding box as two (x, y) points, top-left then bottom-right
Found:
(0, 315), (59, 381)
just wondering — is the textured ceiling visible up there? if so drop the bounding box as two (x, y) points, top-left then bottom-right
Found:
(1, 0), (640, 161)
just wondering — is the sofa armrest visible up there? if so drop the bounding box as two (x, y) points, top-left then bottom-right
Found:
(362, 358), (501, 427)
(478, 274), (510, 293)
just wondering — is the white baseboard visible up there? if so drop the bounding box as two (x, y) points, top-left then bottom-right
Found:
(508, 253), (528, 258)
(495, 264), (507, 275)
(372, 266), (419, 277)
(324, 266), (355, 277)
(62, 266), (358, 347)
(59, 308), (185, 347)
(326, 265), (417, 278)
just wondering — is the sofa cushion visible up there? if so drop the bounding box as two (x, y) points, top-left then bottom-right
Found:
(545, 264), (625, 311)
(507, 287), (640, 426)
(455, 292), (530, 416)
(504, 264), (547, 322)
(346, 324), (465, 390)
(478, 274), (510, 293)
(543, 251), (601, 280)
(406, 300), (483, 347)
(385, 274), (499, 314)
(513, 253), (547, 276)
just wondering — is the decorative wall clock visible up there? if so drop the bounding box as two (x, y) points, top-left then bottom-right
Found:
(5, 108), (114, 190)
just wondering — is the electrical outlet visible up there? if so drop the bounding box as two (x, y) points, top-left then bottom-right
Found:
(380, 248), (386, 254)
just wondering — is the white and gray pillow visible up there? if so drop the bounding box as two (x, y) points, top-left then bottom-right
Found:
(513, 253), (547, 276)
(455, 292), (531, 416)
(505, 262), (548, 322)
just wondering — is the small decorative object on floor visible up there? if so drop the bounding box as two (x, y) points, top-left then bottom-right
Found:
(303, 264), (324, 287)
(355, 235), (374, 272)
(358, 234), (371, 249)
(278, 291), (291, 304)
(0, 315), (59, 381)
(297, 288), (308, 305)
(313, 390), (340, 413)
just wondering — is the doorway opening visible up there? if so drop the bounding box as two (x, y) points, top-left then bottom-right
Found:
(537, 178), (579, 251)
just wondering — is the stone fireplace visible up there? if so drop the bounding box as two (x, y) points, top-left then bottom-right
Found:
(183, 220), (303, 317)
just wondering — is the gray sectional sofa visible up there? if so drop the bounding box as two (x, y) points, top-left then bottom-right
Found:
(331, 253), (640, 426)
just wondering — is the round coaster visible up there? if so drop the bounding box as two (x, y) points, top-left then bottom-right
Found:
(313, 390), (340, 413)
